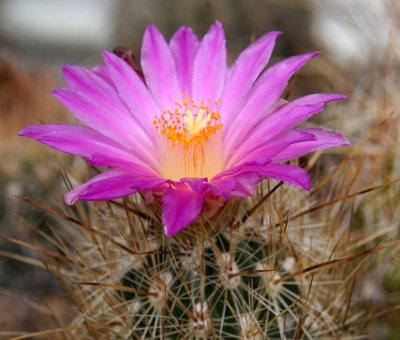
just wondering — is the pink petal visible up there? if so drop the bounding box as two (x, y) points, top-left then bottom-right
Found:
(65, 168), (166, 204)
(208, 178), (237, 199)
(229, 172), (264, 196)
(223, 52), (320, 159)
(271, 128), (350, 162)
(191, 21), (226, 102)
(258, 93), (347, 138)
(229, 131), (315, 167)
(55, 65), (158, 155)
(52, 90), (160, 170)
(226, 93), (346, 166)
(102, 51), (160, 126)
(162, 184), (205, 237)
(180, 177), (209, 192)
(18, 124), (156, 171)
(169, 26), (199, 95)
(251, 163), (312, 191)
(141, 25), (181, 110)
(91, 65), (114, 86)
(220, 31), (282, 130)
(53, 89), (155, 156)
(61, 65), (134, 126)
(61, 65), (130, 122)
(213, 163), (311, 193)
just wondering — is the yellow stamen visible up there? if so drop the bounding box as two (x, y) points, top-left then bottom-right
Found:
(153, 94), (223, 180)
(153, 94), (222, 146)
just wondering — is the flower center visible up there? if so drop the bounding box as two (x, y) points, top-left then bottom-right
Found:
(153, 94), (222, 146)
(153, 94), (223, 180)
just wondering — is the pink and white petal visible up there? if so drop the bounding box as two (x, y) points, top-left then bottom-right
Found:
(220, 31), (282, 129)
(65, 168), (166, 204)
(226, 93), (346, 165)
(271, 128), (350, 162)
(141, 25), (181, 110)
(162, 185), (205, 237)
(191, 21), (227, 102)
(102, 51), (160, 126)
(169, 26), (199, 95)
(228, 131), (315, 167)
(18, 124), (156, 172)
(223, 52), (320, 157)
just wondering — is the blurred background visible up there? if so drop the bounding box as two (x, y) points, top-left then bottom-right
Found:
(0, 0), (398, 337)
(0, 0), (392, 65)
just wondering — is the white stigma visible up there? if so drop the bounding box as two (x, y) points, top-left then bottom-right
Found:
(184, 108), (211, 137)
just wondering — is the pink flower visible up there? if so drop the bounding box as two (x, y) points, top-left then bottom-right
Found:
(19, 22), (349, 236)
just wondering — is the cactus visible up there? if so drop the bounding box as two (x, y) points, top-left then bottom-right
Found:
(41, 175), (364, 339)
